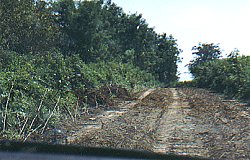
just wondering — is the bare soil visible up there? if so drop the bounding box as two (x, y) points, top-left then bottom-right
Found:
(44, 88), (250, 160)
(179, 88), (250, 160)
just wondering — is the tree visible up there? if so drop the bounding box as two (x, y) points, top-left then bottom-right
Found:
(154, 34), (180, 84)
(53, 0), (180, 85)
(0, 0), (58, 54)
(189, 43), (222, 77)
(55, 0), (110, 62)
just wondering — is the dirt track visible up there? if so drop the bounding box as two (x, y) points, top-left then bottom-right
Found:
(153, 88), (209, 157)
(62, 88), (249, 160)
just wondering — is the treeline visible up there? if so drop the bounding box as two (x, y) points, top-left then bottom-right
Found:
(0, 0), (180, 139)
(0, 0), (180, 84)
(188, 43), (250, 99)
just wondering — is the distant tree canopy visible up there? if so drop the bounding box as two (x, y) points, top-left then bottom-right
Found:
(188, 43), (222, 78)
(0, 0), (180, 84)
(188, 43), (250, 99)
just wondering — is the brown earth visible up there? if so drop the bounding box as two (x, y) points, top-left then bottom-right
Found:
(179, 88), (250, 160)
(47, 88), (249, 160)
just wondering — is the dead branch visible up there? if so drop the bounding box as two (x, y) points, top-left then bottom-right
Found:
(3, 83), (14, 132)
(41, 96), (61, 134)
(29, 90), (47, 130)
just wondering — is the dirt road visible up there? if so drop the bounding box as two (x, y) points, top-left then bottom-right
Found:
(63, 88), (249, 160)
(153, 88), (209, 157)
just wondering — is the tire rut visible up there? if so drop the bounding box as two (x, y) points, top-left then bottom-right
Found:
(153, 88), (209, 158)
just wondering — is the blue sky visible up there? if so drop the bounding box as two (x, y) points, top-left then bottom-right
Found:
(112, 0), (250, 81)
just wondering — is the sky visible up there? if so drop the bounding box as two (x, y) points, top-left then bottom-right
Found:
(111, 0), (250, 81)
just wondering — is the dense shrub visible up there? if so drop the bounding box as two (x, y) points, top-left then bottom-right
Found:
(0, 50), (159, 140)
(88, 61), (159, 89)
(191, 55), (250, 99)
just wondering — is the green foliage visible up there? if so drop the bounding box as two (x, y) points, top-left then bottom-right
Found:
(0, 0), (180, 140)
(189, 47), (250, 99)
(88, 61), (160, 90)
(154, 34), (180, 84)
(54, 0), (180, 84)
(0, 50), (159, 139)
(0, 50), (61, 139)
(0, 0), (59, 53)
(0, 0), (180, 85)
(189, 43), (222, 77)
(176, 81), (195, 88)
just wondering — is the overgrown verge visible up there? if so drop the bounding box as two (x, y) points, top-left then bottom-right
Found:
(188, 43), (250, 99)
(191, 55), (250, 99)
(0, 50), (160, 141)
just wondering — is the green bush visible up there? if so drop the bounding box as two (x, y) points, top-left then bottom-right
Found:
(0, 50), (160, 140)
(88, 61), (160, 90)
(190, 54), (250, 99)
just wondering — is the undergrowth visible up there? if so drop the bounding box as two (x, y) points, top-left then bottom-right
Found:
(0, 50), (160, 140)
